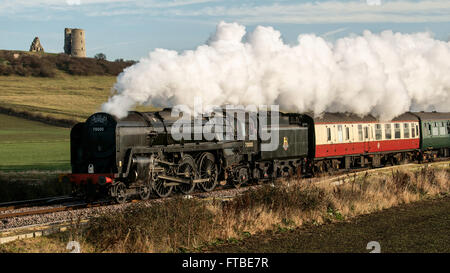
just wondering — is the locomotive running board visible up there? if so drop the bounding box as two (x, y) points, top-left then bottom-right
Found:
(158, 175), (209, 184)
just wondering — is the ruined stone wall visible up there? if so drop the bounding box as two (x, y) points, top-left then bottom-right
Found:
(64, 28), (72, 54)
(64, 28), (86, 57)
(29, 37), (44, 52)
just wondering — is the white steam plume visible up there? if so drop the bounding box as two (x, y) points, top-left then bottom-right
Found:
(102, 21), (450, 120)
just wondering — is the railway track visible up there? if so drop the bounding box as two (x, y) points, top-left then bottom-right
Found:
(0, 196), (75, 212)
(0, 201), (108, 220)
(1, 158), (448, 222)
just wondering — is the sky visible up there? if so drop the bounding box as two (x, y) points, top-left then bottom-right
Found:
(0, 0), (449, 61)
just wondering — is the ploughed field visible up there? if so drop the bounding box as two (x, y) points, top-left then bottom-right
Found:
(204, 196), (450, 253)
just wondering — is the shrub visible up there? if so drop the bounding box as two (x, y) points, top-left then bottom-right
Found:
(0, 50), (135, 77)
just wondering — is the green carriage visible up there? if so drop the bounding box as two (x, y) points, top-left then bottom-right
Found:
(411, 112), (450, 158)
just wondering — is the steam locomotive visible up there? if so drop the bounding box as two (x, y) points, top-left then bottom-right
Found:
(61, 109), (450, 203)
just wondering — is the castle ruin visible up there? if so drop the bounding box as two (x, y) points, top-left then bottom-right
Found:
(29, 37), (44, 53)
(64, 28), (86, 57)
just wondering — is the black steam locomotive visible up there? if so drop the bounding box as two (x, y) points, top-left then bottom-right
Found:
(63, 109), (313, 202)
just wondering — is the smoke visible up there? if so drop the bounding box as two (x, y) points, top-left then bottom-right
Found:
(102, 21), (450, 120)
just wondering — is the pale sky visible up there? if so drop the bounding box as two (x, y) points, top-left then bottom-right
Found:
(0, 0), (449, 60)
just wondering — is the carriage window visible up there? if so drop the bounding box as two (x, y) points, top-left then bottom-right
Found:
(404, 123), (410, 138)
(432, 122), (439, 136)
(447, 122), (450, 134)
(427, 123), (432, 135)
(364, 126), (369, 139)
(345, 127), (350, 141)
(375, 124), (382, 140)
(327, 127), (331, 141)
(358, 125), (363, 141)
(337, 125), (343, 142)
(411, 123), (415, 138)
(394, 123), (401, 139)
(439, 122), (446, 135)
(385, 124), (392, 139)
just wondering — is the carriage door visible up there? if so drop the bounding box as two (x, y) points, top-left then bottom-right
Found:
(363, 125), (370, 153)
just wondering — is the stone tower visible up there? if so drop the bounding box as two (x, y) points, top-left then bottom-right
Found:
(64, 28), (86, 57)
(29, 37), (44, 52)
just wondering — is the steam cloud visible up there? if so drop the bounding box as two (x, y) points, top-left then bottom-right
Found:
(102, 21), (450, 120)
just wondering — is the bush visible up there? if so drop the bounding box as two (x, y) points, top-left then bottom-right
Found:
(0, 50), (135, 77)
(94, 53), (106, 60)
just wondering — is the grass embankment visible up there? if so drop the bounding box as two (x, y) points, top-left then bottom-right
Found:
(0, 113), (70, 171)
(1, 165), (448, 253)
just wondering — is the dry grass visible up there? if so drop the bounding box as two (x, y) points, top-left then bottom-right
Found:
(0, 75), (117, 121)
(1, 165), (448, 253)
(78, 165), (449, 253)
(0, 75), (158, 122)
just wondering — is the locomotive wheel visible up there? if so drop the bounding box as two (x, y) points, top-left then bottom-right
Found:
(281, 166), (292, 178)
(153, 177), (173, 198)
(114, 182), (127, 204)
(139, 181), (151, 200)
(233, 168), (248, 189)
(197, 153), (218, 192)
(176, 155), (196, 194)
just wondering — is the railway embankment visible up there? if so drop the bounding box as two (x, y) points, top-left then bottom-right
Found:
(0, 163), (448, 253)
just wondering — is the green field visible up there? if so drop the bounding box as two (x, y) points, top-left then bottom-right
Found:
(0, 113), (70, 171)
(0, 73), (158, 172)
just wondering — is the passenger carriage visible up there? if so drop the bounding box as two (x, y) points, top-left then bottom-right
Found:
(411, 112), (450, 159)
(310, 113), (421, 170)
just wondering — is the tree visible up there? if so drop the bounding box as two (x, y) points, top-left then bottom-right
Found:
(94, 53), (106, 60)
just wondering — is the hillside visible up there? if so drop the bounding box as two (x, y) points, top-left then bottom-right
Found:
(0, 49), (135, 77)
(0, 74), (117, 123)
(0, 74), (158, 124)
